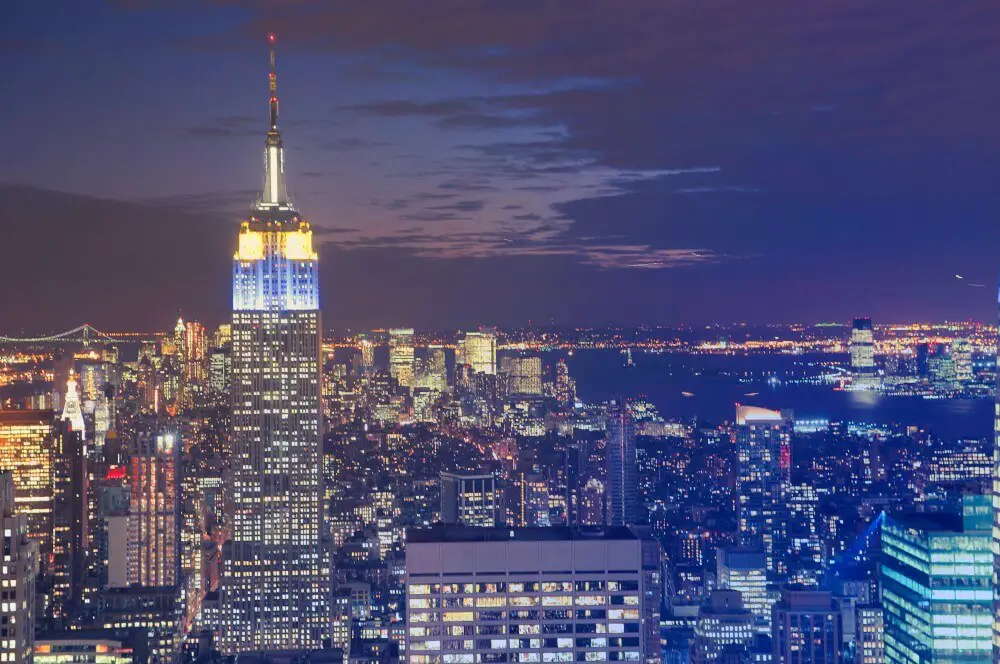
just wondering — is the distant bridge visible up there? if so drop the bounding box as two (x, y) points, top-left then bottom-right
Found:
(0, 324), (158, 345)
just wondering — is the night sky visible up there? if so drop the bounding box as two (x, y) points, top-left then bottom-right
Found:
(4, 1), (1000, 332)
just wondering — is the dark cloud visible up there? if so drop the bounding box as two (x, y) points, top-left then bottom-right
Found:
(429, 200), (486, 213)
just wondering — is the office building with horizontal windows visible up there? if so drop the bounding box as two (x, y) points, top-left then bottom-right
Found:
(405, 526), (659, 663)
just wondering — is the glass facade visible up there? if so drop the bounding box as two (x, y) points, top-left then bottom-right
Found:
(883, 499), (992, 663)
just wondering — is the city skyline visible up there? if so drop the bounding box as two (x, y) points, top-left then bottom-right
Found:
(4, 2), (1000, 331)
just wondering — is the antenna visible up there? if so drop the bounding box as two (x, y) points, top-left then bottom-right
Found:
(268, 33), (279, 130)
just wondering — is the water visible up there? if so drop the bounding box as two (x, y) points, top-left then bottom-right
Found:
(551, 349), (992, 440)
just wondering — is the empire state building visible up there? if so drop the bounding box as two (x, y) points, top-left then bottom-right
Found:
(221, 35), (327, 652)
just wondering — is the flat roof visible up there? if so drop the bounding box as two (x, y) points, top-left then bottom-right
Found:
(407, 525), (638, 544)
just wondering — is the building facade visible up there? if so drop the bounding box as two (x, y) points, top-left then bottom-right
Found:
(606, 402), (638, 526)
(128, 429), (180, 587)
(0, 472), (38, 664)
(735, 405), (791, 577)
(0, 411), (55, 558)
(405, 526), (660, 663)
(771, 588), (842, 664)
(221, 36), (327, 653)
(440, 472), (499, 527)
(886, 496), (991, 664)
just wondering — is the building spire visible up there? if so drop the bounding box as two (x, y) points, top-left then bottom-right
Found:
(260, 33), (290, 209)
(268, 33), (279, 130)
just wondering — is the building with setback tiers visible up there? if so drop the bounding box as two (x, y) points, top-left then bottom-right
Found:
(221, 35), (327, 652)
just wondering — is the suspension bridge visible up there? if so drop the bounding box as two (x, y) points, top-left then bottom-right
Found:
(0, 324), (157, 345)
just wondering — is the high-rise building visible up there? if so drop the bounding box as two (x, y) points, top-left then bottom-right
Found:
(185, 321), (208, 384)
(952, 338), (973, 384)
(405, 526), (660, 663)
(459, 329), (497, 375)
(414, 345), (447, 393)
(388, 328), (415, 389)
(771, 588), (842, 664)
(850, 318), (876, 389)
(691, 590), (755, 664)
(128, 429), (180, 587)
(716, 546), (772, 630)
(52, 422), (88, 618)
(0, 411), (55, 558)
(735, 405), (791, 577)
(440, 471), (499, 527)
(221, 35), (327, 653)
(606, 401), (638, 526)
(0, 472), (39, 664)
(886, 495), (991, 664)
(501, 355), (544, 396)
(61, 372), (85, 433)
(554, 357), (576, 405)
(580, 477), (606, 526)
(855, 605), (884, 664)
(994, 293), (1000, 661)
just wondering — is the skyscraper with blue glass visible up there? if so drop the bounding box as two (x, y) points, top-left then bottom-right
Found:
(884, 495), (992, 664)
(220, 35), (327, 653)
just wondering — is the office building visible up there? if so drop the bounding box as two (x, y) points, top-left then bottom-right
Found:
(849, 318), (876, 389)
(128, 430), (180, 587)
(0, 472), (39, 664)
(885, 495), (991, 663)
(554, 358), (576, 405)
(717, 547), (772, 630)
(405, 526), (660, 663)
(691, 590), (755, 664)
(606, 401), (638, 526)
(501, 355), (544, 396)
(34, 636), (134, 664)
(952, 338), (973, 384)
(440, 471), (499, 527)
(388, 328), (416, 389)
(222, 36), (327, 653)
(855, 605), (884, 664)
(52, 422), (88, 618)
(0, 410), (55, 558)
(772, 588), (841, 664)
(735, 405), (791, 577)
(414, 345), (447, 393)
(459, 329), (497, 375)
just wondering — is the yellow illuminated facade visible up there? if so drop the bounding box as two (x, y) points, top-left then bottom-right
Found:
(0, 411), (55, 558)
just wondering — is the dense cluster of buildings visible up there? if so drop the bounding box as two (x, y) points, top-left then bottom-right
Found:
(1, 34), (999, 664)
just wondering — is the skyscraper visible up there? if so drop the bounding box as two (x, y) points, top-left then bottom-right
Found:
(388, 328), (415, 389)
(0, 472), (38, 664)
(716, 546), (771, 630)
(735, 405), (791, 577)
(888, 495), (991, 664)
(952, 337), (973, 384)
(849, 317), (876, 389)
(439, 471), (499, 527)
(771, 588), (842, 664)
(128, 429), (180, 587)
(606, 401), (638, 526)
(221, 35), (327, 653)
(995, 291), (1000, 661)
(459, 329), (497, 375)
(501, 355), (543, 396)
(0, 411), (55, 559)
(691, 590), (755, 664)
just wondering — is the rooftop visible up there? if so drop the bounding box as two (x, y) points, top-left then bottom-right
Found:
(407, 525), (638, 544)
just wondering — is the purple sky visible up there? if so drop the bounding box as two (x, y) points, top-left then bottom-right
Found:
(3, 1), (1000, 332)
